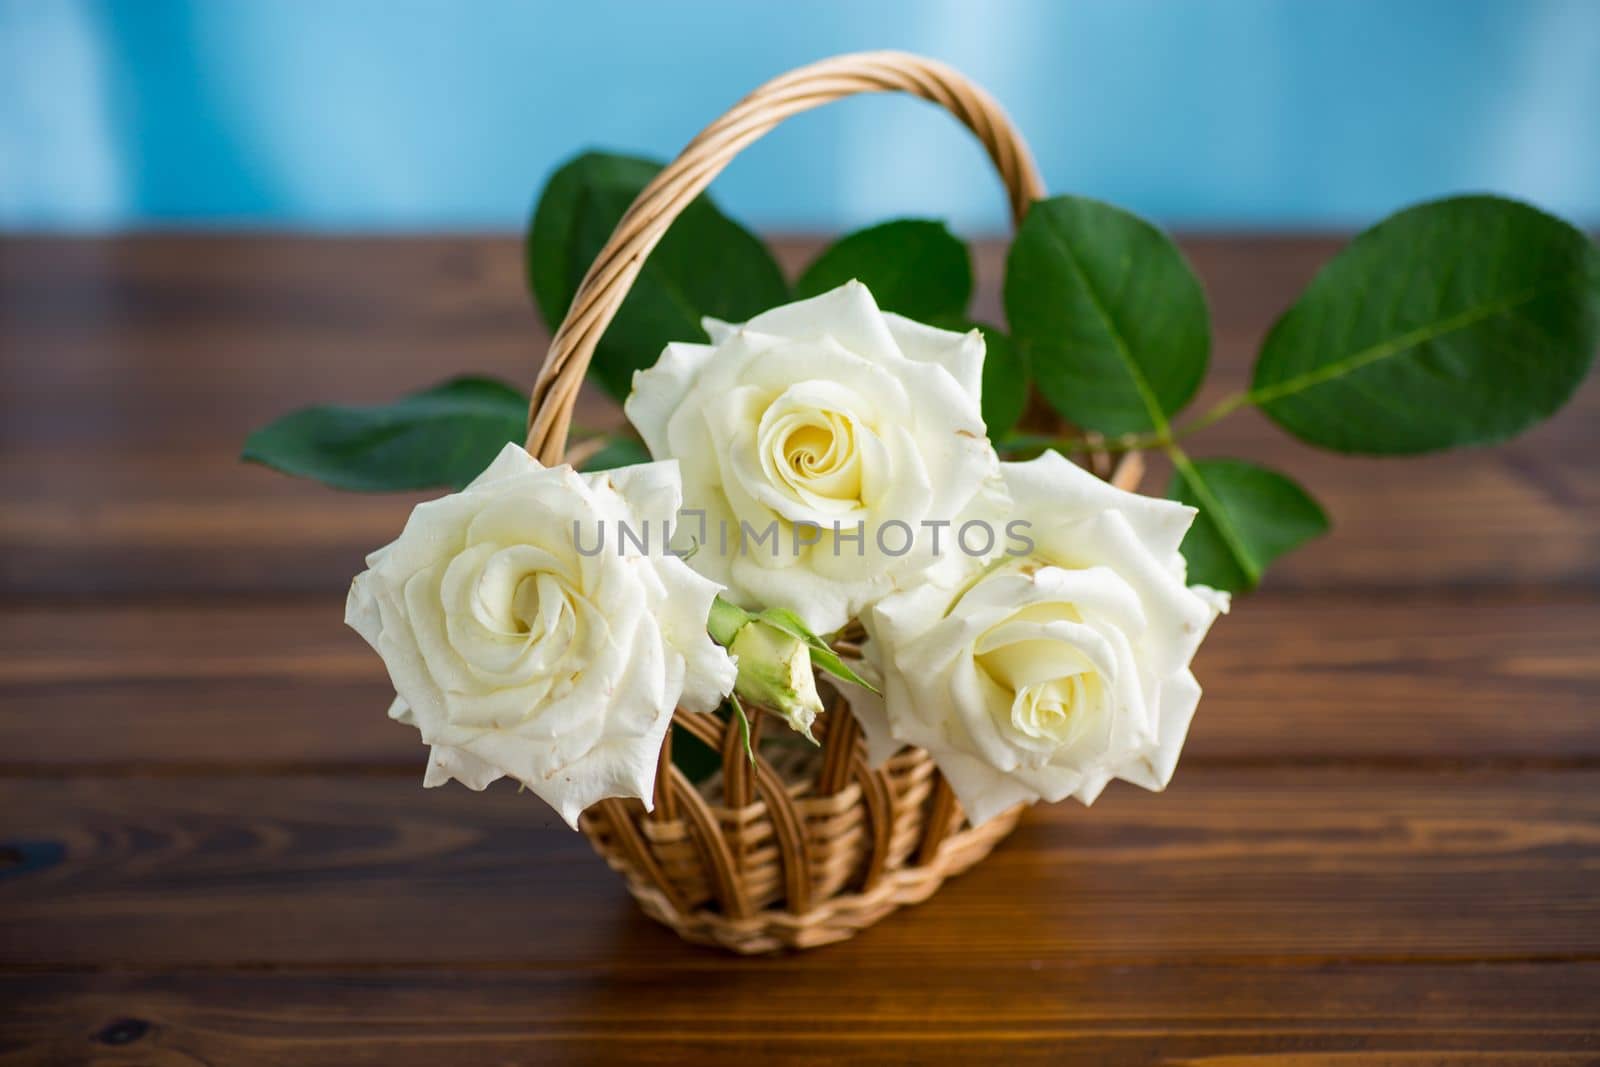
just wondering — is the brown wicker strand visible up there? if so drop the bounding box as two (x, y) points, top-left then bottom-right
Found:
(852, 757), (897, 893)
(1111, 451), (1146, 493)
(815, 692), (859, 796)
(585, 796), (1021, 954)
(594, 797), (688, 915)
(916, 775), (961, 864)
(674, 708), (813, 910)
(720, 707), (758, 809)
(663, 761), (754, 920)
(650, 728), (678, 823)
(743, 725), (814, 916)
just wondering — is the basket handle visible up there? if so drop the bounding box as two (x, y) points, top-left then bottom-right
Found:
(524, 50), (1045, 463)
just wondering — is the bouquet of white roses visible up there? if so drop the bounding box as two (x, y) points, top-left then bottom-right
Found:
(245, 53), (1597, 951)
(338, 276), (1226, 828)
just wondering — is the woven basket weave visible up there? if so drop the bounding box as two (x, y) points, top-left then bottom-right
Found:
(524, 51), (1132, 954)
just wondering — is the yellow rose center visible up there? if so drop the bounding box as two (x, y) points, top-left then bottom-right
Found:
(760, 405), (864, 507)
(974, 602), (1105, 753)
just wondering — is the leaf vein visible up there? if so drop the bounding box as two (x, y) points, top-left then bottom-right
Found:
(1041, 223), (1172, 435)
(1251, 283), (1549, 408)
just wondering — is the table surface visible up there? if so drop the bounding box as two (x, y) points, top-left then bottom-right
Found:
(1, 235), (1596, 1065)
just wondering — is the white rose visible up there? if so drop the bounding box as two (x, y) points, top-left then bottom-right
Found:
(345, 443), (736, 828)
(844, 450), (1228, 827)
(624, 280), (997, 634)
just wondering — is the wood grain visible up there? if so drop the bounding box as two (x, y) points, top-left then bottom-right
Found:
(1, 236), (1596, 1062)
(4, 965), (1596, 1065)
(3, 591), (1597, 770)
(2, 768), (1595, 968)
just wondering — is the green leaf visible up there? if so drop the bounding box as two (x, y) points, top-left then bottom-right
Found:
(1166, 456), (1330, 593)
(242, 377), (527, 492)
(525, 151), (789, 402)
(795, 219), (972, 321)
(1253, 195), (1600, 454)
(976, 324), (1027, 438)
(576, 435), (651, 472)
(525, 153), (660, 331)
(1005, 195), (1211, 436)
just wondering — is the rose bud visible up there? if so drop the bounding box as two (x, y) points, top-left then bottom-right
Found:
(708, 598), (825, 742)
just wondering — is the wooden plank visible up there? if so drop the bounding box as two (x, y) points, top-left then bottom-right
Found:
(1191, 591), (1600, 763)
(3, 963), (1596, 1065)
(2, 236), (1596, 597)
(3, 591), (1595, 770)
(1, 769), (1594, 968)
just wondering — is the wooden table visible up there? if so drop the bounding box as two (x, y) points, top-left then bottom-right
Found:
(2, 235), (1596, 1064)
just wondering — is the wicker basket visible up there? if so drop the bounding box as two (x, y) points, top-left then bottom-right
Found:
(523, 51), (1129, 954)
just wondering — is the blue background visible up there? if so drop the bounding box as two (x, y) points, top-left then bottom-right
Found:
(4, 0), (1598, 233)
